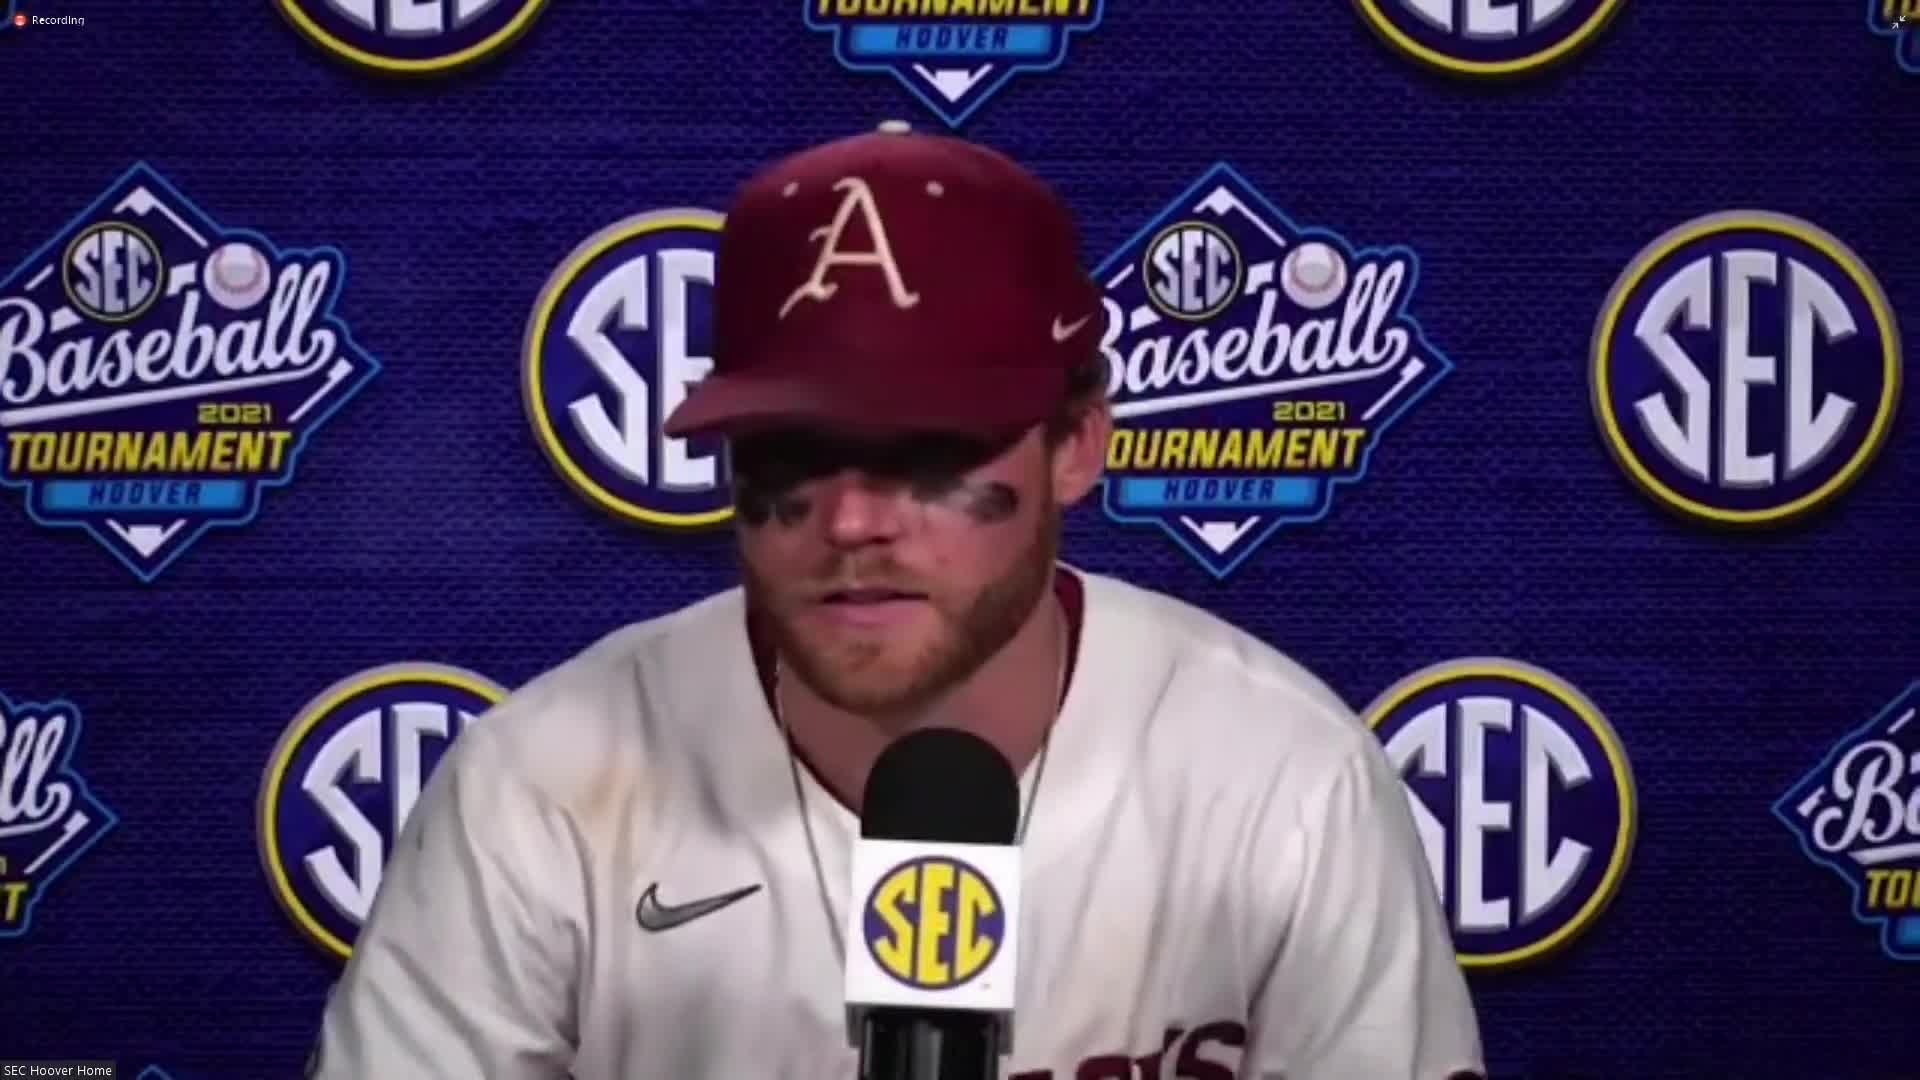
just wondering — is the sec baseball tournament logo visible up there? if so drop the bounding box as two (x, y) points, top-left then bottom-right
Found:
(257, 662), (507, 960)
(524, 209), (732, 530)
(1363, 659), (1638, 969)
(277, 0), (548, 75)
(1094, 163), (1452, 578)
(804, 0), (1103, 128)
(1352, 0), (1624, 77)
(1872, 0), (1920, 72)
(1590, 211), (1901, 527)
(0, 163), (380, 582)
(1775, 683), (1920, 961)
(0, 690), (117, 940)
(865, 854), (1006, 988)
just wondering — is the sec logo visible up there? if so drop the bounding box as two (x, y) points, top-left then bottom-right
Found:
(62, 221), (163, 323)
(864, 855), (1006, 989)
(257, 662), (507, 961)
(1352, 0), (1625, 77)
(1590, 211), (1901, 526)
(1143, 221), (1243, 322)
(1363, 658), (1637, 970)
(276, 0), (547, 75)
(523, 209), (732, 529)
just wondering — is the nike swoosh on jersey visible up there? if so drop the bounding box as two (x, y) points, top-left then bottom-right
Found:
(635, 882), (763, 932)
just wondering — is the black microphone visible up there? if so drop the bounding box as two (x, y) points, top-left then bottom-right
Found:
(845, 727), (1022, 1080)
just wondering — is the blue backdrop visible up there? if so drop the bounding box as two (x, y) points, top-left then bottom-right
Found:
(1, 1), (1915, 1076)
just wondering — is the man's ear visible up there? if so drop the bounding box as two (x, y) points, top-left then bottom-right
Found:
(1050, 400), (1112, 507)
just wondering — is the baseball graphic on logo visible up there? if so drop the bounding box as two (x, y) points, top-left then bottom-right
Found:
(204, 241), (272, 311)
(1280, 241), (1348, 311)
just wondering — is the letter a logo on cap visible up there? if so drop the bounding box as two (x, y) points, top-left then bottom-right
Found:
(780, 177), (923, 320)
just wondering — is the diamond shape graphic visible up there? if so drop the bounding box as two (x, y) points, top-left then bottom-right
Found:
(803, 1), (1103, 128)
(1092, 163), (1455, 578)
(0, 693), (118, 940)
(0, 162), (380, 581)
(1868, 0), (1920, 72)
(1774, 682), (1920, 960)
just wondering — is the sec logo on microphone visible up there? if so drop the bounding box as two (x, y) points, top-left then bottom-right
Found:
(864, 855), (1006, 990)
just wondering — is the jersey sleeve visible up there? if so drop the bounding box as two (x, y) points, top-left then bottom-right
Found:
(1244, 735), (1486, 1080)
(305, 719), (583, 1079)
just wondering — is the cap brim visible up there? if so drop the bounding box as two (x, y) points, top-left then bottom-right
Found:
(661, 363), (1060, 440)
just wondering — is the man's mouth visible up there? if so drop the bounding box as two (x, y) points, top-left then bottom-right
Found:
(822, 588), (926, 604)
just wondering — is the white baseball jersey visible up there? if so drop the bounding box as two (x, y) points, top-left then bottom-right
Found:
(309, 567), (1484, 1080)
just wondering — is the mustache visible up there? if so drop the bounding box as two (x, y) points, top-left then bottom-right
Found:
(796, 558), (932, 598)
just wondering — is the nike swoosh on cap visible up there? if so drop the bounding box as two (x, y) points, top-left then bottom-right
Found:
(1052, 313), (1092, 342)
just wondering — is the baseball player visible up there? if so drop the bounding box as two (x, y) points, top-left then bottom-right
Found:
(307, 122), (1485, 1080)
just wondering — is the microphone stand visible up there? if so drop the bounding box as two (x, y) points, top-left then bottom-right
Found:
(858, 1007), (998, 1080)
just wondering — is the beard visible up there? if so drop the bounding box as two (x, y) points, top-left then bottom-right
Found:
(743, 507), (1063, 720)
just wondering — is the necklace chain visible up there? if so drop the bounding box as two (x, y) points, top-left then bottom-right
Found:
(774, 602), (1069, 962)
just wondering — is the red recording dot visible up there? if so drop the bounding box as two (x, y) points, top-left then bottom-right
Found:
(12, 12), (25, 25)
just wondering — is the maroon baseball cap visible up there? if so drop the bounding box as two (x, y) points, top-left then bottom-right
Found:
(661, 121), (1104, 441)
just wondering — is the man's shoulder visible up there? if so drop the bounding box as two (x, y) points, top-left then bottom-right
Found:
(456, 588), (749, 801)
(1079, 569), (1376, 779)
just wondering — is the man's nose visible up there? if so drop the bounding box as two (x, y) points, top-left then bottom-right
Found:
(816, 471), (911, 547)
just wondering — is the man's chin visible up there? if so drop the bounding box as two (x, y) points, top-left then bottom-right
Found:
(789, 648), (952, 717)
(815, 684), (926, 718)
